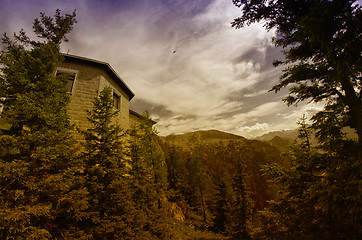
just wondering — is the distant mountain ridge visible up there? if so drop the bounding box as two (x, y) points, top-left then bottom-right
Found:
(162, 129), (246, 148)
(254, 129), (298, 142)
(164, 129), (298, 143)
(254, 127), (357, 143)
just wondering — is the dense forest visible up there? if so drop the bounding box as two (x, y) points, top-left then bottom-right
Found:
(1, 2), (361, 239)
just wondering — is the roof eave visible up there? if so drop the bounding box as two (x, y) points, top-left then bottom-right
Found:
(61, 53), (135, 100)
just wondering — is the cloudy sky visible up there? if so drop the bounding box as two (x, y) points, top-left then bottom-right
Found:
(0, 0), (327, 138)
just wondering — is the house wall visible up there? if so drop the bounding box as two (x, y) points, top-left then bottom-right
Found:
(129, 111), (143, 127)
(58, 60), (131, 131)
(99, 75), (130, 129)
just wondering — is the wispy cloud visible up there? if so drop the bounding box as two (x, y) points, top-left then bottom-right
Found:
(0, 0), (315, 138)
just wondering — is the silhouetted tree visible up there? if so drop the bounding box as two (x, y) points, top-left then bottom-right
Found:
(211, 169), (234, 235)
(254, 128), (361, 239)
(233, 0), (362, 160)
(231, 157), (253, 240)
(296, 114), (312, 151)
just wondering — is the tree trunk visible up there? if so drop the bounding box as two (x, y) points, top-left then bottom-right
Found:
(339, 75), (361, 161)
(198, 175), (207, 223)
(357, 120), (362, 162)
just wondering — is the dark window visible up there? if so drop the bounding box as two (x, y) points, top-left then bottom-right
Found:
(56, 70), (77, 93)
(113, 92), (121, 110)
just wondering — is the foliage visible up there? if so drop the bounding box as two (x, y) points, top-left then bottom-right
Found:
(127, 112), (171, 238)
(160, 135), (287, 238)
(33, 9), (76, 45)
(296, 114), (312, 150)
(211, 169), (234, 235)
(230, 157), (253, 240)
(252, 121), (361, 240)
(232, 0), (362, 159)
(164, 144), (188, 200)
(184, 152), (211, 223)
(81, 87), (125, 164)
(233, 2), (361, 238)
(79, 87), (138, 239)
(0, 9), (87, 239)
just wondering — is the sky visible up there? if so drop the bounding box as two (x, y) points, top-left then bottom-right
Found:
(0, 0), (328, 138)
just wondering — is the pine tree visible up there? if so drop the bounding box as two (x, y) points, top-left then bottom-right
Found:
(0, 10), (89, 239)
(255, 126), (361, 239)
(231, 157), (253, 240)
(296, 114), (312, 151)
(211, 169), (234, 235)
(127, 112), (170, 238)
(232, 0), (362, 160)
(79, 87), (137, 239)
(185, 152), (209, 223)
(164, 144), (187, 200)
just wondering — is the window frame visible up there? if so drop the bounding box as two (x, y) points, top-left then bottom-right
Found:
(55, 67), (78, 94)
(112, 90), (121, 111)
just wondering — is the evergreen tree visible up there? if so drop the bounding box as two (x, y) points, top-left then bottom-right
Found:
(164, 144), (188, 200)
(211, 169), (234, 235)
(0, 10), (89, 239)
(185, 152), (209, 223)
(296, 114), (312, 151)
(233, 2), (361, 238)
(127, 112), (170, 239)
(233, 2), (361, 237)
(255, 128), (361, 239)
(80, 87), (137, 239)
(232, 0), (362, 160)
(231, 157), (253, 240)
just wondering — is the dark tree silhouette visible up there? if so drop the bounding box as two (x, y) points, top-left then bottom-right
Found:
(233, 0), (362, 160)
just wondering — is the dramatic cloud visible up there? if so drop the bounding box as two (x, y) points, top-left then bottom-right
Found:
(0, 0), (320, 138)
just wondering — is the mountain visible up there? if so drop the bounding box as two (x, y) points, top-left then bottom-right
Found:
(254, 129), (298, 142)
(267, 136), (293, 152)
(159, 130), (287, 211)
(255, 127), (358, 145)
(162, 129), (246, 149)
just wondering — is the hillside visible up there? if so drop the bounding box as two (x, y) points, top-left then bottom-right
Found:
(254, 129), (298, 141)
(159, 130), (287, 211)
(162, 129), (246, 148)
(267, 136), (293, 152)
(254, 127), (358, 145)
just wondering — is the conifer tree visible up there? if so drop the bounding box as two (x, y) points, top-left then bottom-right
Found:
(232, 0), (362, 160)
(233, 1), (361, 238)
(165, 144), (187, 200)
(296, 114), (312, 151)
(127, 112), (170, 238)
(185, 152), (209, 222)
(0, 10), (89, 239)
(80, 87), (137, 239)
(211, 169), (234, 235)
(231, 157), (253, 240)
(255, 125), (361, 239)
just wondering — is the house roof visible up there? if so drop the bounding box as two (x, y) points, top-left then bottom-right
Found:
(129, 109), (157, 125)
(62, 54), (135, 100)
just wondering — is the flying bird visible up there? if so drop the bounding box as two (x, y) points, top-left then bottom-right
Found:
(173, 50), (176, 54)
